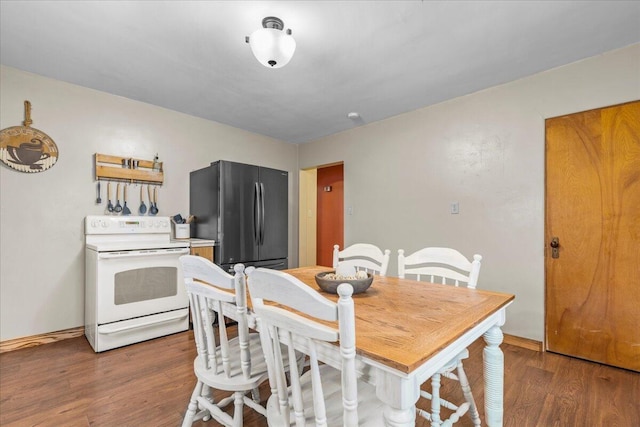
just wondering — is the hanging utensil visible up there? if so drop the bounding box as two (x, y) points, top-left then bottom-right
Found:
(96, 181), (102, 204)
(154, 186), (160, 214)
(114, 183), (123, 213)
(107, 182), (114, 213)
(139, 185), (147, 215)
(149, 186), (159, 215)
(148, 185), (156, 215)
(122, 183), (131, 215)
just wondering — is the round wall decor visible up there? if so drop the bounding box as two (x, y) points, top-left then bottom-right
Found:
(0, 101), (59, 173)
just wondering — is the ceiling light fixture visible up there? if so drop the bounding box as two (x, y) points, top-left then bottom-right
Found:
(347, 111), (365, 126)
(245, 17), (296, 68)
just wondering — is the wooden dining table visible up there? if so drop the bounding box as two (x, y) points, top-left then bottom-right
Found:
(279, 266), (515, 427)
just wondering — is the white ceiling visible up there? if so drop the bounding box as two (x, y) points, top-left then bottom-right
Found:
(1, 1), (639, 144)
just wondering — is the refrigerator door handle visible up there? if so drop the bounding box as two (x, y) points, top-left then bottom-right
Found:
(260, 182), (265, 245)
(254, 182), (260, 245)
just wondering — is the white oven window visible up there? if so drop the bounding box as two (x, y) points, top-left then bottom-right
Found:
(114, 266), (178, 305)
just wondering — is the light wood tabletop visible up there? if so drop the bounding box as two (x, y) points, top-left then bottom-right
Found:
(285, 266), (515, 374)
(280, 266), (515, 426)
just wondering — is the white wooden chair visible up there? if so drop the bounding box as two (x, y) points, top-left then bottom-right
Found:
(246, 267), (385, 426)
(179, 256), (268, 427)
(398, 247), (482, 427)
(332, 243), (391, 276)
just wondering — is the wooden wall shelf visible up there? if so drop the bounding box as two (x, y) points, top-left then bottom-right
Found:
(95, 153), (164, 184)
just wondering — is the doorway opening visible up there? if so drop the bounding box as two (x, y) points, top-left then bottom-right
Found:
(299, 163), (344, 267)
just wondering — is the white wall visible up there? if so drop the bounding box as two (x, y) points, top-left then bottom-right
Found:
(299, 44), (640, 341)
(0, 65), (298, 341)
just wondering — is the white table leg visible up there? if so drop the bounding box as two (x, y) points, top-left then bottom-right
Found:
(376, 370), (418, 426)
(382, 406), (416, 427)
(483, 325), (504, 427)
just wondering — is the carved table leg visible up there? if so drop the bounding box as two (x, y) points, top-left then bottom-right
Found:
(483, 325), (504, 427)
(376, 370), (418, 426)
(382, 405), (416, 427)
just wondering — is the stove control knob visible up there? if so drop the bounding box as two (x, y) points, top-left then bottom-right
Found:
(90, 220), (97, 228)
(101, 220), (109, 228)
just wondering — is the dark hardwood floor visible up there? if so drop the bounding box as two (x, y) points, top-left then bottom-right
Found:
(1, 330), (638, 426)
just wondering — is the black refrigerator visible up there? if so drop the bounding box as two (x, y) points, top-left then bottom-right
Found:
(190, 160), (288, 273)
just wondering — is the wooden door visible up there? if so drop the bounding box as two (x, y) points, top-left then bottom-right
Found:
(545, 101), (640, 371)
(316, 164), (344, 267)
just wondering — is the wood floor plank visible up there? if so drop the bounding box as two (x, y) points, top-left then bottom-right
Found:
(1, 331), (638, 426)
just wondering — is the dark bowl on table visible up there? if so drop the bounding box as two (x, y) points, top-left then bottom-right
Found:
(314, 271), (374, 295)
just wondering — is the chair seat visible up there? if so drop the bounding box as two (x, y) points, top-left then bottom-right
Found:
(266, 364), (385, 426)
(194, 332), (269, 391)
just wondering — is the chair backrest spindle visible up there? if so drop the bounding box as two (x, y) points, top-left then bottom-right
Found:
(181, 256), (251, 379)
(398, 247), (482, 289)
(333, 243), (391, 276)
(179, 255), (271, 426)
(247, 267), (359, 425)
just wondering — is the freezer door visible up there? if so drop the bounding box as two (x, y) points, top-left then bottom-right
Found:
(220, 258), (288, 274)
(254, 258), (288, 270)
(219, 161), (260, 265)
(258, 167), (288, 261)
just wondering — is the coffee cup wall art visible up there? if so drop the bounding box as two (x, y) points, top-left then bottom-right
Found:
(1, 101), (59, 173)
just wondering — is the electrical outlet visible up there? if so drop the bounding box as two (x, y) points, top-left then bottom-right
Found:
(450, 202), (459, 214)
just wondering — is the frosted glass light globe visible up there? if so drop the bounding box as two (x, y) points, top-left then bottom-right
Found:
(249, 27), (296, 68)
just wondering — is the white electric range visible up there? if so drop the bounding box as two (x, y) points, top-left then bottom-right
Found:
(85, 215), (190, 352)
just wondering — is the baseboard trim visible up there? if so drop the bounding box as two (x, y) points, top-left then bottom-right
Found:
(503, 333), (543, 352)
(0, 326), (85, 354)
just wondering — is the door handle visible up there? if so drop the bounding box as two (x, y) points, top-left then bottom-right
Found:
(259, 183), (265, 245)
(254, 183), (260, 245)
(550, 237), (560, 258)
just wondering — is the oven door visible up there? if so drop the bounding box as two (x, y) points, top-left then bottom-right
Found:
(95, 247), (189, 324)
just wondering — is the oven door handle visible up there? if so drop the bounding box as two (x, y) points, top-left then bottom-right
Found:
(97, 248), (190, 259)
(99, 311), (188, 334)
